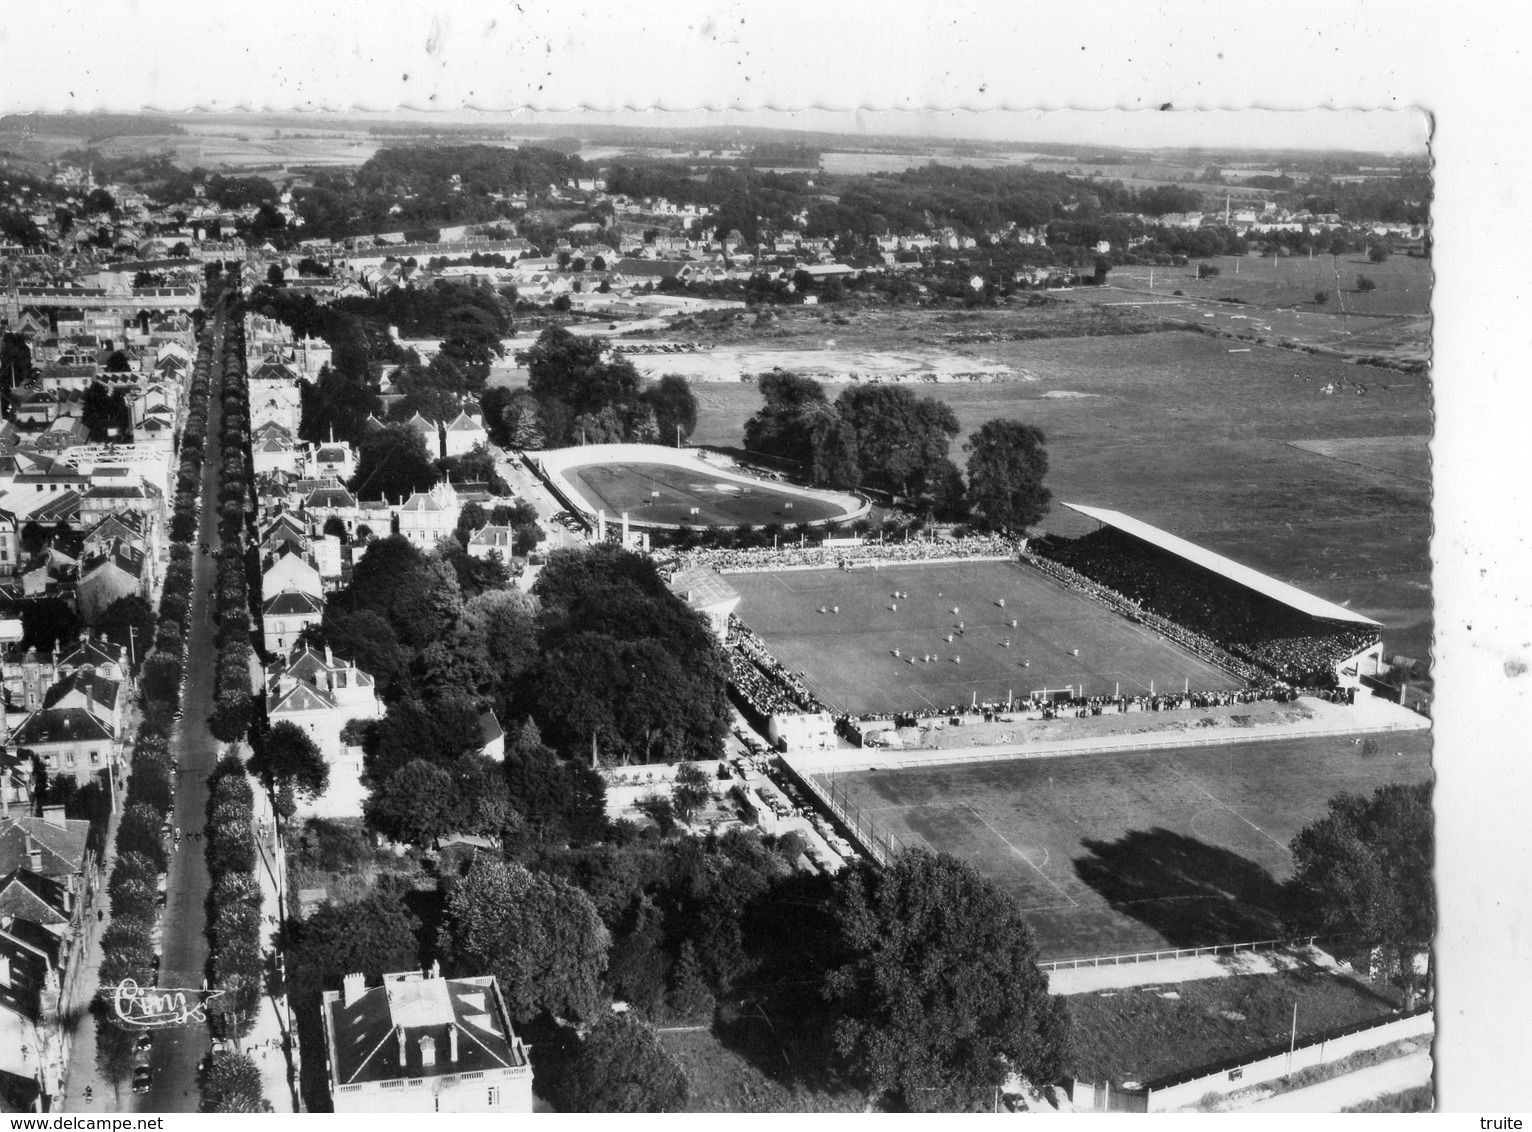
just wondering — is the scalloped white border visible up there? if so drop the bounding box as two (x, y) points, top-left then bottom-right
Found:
(4, 0), (1523, 1113)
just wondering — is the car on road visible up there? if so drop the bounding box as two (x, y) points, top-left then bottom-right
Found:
(134, 1033), (153, 1054)
(131, 1067), (152, 1094)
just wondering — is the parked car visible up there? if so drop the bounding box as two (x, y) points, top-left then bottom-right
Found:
(131, 1067), (152, 1094)
(134, 1033), (153, 1054)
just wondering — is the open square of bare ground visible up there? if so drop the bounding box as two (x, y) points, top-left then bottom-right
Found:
(813, 729), (1432, 961)
(729, 559), (1236, 715)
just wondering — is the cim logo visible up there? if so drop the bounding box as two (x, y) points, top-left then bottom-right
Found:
(111, 979), (223, 1028)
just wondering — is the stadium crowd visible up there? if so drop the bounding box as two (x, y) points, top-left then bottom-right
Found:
(677, 533), (1024, 576)
(727, 615), (829, 718)
(1028, 529), (1380, 685)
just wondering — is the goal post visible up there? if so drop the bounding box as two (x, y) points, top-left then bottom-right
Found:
(1029, 685), (1076, 703)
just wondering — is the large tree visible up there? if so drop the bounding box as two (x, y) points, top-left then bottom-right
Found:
(642, 374), (699, 445)
(249, 721), (330, 802)
(287, 892), (421, 1001)
(199, 1051), (266, 1112)
(824, 850), (1070, 1111)
(555, 1014), (690, 1112)
(444, 857), (609, 1023)
(527, 546), (731, 764)
(363, 758), (459, 848)
(525, 326), (645, 446)
(298, 363), (383, 447)
(348, 423), (438, 504)
(962, 419), (1052, 533)
(1287, 782), (1433, 1008)
(742, 371), (831, 467)
(335, 535), (462, 649)
(835, 384), (959, 499)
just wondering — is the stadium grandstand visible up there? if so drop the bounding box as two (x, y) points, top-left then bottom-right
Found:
(1032, 503), (1383, 688)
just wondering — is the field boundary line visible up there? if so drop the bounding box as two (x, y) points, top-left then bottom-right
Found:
(962, 802), (1079, 908)
(1163, 763), (1288, 851)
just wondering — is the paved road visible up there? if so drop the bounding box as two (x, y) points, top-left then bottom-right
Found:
(1240, 1049), (1432, 1112)
(140, 304), (230, 1113)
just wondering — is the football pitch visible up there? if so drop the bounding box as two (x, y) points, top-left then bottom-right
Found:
(727, 558), (1238, 715)
(811, 729), (1434, 960)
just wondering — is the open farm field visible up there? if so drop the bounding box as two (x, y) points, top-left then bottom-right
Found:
(1084, 253), (1432, 362)
(813, 728), (1433, 960)
(729, 559), (1237, 715)
(676, 330), (1431, 658)
(1108, 251), (1432, 318)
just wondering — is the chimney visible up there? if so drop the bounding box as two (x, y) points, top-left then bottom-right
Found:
(396, 1025), (407, 1068)
(26, 836), (41, 873)
(342, 972), (366, 1008)
(42, 804), (66, 828)
(417, 1034), (436, 1068)
(324, 644), (333, 667)
(448, 1023), (459, 1063)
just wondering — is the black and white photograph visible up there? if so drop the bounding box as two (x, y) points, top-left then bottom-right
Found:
(0, 3), (1526, 1122)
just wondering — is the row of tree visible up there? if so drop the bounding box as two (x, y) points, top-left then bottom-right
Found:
(743, 372), (1052, 531)
(202, 754), (267, 1064)
(208, 319), (260, 744)
(93, 282), (225, 1098)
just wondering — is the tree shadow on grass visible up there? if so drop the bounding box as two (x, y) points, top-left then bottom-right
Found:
(1073, 827), (1287, 948)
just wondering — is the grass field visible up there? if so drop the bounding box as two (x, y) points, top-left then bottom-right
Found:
(729, 559), (1236, 714)
(561, 460), (852, 527)
(812, 729), (1432, 960)
(1066, 969), (1407, 1086)
(676, 328), (1431, 662)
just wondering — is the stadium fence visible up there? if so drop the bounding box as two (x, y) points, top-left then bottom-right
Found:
(783, 716), (1426, 775)
(779, 758), (907, 866)
(1039, 935), (1326, 972)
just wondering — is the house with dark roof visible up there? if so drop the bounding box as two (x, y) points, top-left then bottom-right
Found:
(77, 539), (149, 625)
(320, 965), (533, 1113)
(395, 481), (460, 549)
(262, 589), (324, 654)
(0, 804), (98, 1110)
(78, 481), (159, 533)
(264, 643), (385, 817)
(464, 524), (514, 562)
(441, 411), (488, 458)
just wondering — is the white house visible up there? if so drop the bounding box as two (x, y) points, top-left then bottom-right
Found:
(264, 643), (386, 818)
(395, 481), (460, 550)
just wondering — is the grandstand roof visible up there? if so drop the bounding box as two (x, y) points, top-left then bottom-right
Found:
(1061, 503), (1381, 627)
(669, 566), (739, 611)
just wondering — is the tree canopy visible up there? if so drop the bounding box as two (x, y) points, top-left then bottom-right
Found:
(443, 857), (610, 1023)
(824, 850), (1071, 1111)
(554, 1014), (690, 1112)
(1286, 781), (1433, 1007)
(249, 721), (330, 801)
(963, 419), (1052, 533)
(349, 424), (438, 503)
(286, 891), (422, 1002)
(525, 545), (731, 764)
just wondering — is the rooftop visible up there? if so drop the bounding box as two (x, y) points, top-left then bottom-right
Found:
(324, 970), (529, 1088)
(1062, 503), (1382, 626)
